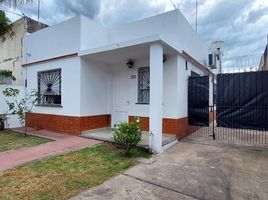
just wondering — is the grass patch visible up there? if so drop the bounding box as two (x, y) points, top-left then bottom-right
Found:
(0, 143), (151, 200)
(0, 130), (51, 152)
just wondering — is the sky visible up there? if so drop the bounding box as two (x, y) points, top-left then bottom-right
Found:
(1, 0), (268, 67)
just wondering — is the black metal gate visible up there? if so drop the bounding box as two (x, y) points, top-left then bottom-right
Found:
(188, 71), (268, 145)
(187, 75), (212, 138)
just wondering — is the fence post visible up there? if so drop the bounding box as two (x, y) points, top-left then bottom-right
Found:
(212, 77), (216, 140)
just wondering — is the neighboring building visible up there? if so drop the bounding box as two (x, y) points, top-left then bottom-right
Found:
(0, 17), (47, 85)
(22, 10), (215, 152)
(259, 35), (268, 71)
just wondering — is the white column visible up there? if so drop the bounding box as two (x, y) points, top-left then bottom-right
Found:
(149, 43), (163, 153)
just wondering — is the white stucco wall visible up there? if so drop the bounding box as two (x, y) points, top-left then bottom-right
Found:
(80, 10), (208, 65)
(26, 57), (81, 116)
(22, 16), (81, 64)
(78, 54), (178, 119)
(80, 58), (111, 116)
(24, 53), (213, 121)
(126, 56), (178, 118)
(80, 16), (109, 50)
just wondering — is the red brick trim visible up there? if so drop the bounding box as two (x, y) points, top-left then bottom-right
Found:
(22, 53), (78, 67)
(129, 116), (189, 139)
(129, 112), (215, 140)
(26, 113), (110, 135)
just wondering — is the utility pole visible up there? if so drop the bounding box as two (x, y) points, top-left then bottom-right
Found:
(37, 0), (40, 22)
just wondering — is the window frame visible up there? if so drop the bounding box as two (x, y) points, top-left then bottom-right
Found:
(137, 66), (150, 104)
(37, 68), (62, 107)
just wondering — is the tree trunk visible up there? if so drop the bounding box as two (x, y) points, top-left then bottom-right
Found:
(0, 118), (4, 131)
(24, 126), (28, 137)
(24, 114), (27, 137)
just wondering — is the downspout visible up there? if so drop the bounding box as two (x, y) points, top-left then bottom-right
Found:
(22, 16), (29, 90)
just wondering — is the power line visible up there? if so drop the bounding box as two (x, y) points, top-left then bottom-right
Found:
(169, 0), (176, 9)
(0, 7), (24, 17)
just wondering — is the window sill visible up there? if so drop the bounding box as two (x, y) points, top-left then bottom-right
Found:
(136, 102), (149, 105)
(35, 104), (63, 108)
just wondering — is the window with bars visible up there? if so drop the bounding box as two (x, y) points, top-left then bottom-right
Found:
(138, 67), (150, 104)
(38, 69), (61, 105)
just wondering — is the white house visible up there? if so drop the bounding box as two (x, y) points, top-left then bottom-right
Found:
(22, 10), (214, 152)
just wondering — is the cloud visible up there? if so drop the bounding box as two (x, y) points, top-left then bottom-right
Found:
(246, 7), (268, 24)
(184, 0), (268, 58)
(54, 0), (100, 19)
(2, 0), (268, 66)
(96, 0), (166, 27)
(3, 0), (101, 25)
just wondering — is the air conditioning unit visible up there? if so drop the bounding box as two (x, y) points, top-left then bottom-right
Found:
(208, 53), (216, 69)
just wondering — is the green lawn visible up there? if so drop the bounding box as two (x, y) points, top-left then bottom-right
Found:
(0, 143), (151, 200)
(0, 130), (51, 152)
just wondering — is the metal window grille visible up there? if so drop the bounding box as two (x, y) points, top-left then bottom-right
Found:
(38, 69), (61, 105)
(138, 67), (150, 103)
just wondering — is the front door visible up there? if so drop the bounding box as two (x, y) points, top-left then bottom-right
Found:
(111, 70), (129, 126)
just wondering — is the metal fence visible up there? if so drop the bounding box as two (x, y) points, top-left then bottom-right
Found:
(187, 71), (268, 145)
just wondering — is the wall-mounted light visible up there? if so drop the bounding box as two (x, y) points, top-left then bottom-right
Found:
(126, 59), (134, 68)
(163, 54), (167, 63)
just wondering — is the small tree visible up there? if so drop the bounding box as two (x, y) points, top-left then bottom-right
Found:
(113, 117), (142, 156)
(3, 88), (38, 136)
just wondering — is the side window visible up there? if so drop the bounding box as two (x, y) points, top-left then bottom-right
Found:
(138, 67), (150, 104)
(38, 69), (61, 105)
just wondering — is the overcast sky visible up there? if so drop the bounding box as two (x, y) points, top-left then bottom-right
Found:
(1, 0), (268, 61)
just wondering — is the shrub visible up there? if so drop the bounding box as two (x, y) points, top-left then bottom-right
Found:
(113, 117), (142, 156)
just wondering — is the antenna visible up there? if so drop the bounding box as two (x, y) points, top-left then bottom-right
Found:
(195, 0), (198, 32)
(37, 0), (40, 22)
(169, 0), (176, 10)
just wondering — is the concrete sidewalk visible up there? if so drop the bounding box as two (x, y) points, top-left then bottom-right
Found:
(71, 136), (268, 200)
(0, 129), (101, 171)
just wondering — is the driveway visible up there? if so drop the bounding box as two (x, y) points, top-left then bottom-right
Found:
(71, 136), (268, 200)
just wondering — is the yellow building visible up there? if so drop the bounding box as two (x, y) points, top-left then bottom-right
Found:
(0, 17), (47, 85)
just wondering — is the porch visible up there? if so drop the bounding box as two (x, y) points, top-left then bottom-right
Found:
(81, 128), (177, 149)
(79, 37), (179, 153)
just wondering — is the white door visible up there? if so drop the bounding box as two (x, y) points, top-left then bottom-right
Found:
(111, 70), (129, 126)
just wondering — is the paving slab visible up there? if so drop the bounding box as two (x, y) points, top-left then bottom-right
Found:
(71, 136), (268, 200)
(70, 174), (196, 200)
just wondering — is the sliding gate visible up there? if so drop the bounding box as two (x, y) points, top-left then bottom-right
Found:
(188, 71), (268, 145)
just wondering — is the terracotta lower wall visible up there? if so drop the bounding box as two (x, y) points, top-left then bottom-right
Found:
(129, 116), (189, 140)
(26, 113), (111, 135)
(80, 115), (111, 131)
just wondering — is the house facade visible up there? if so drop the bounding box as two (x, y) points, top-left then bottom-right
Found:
(0, 16), (47, 85)
(22, 10), (214, 152)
